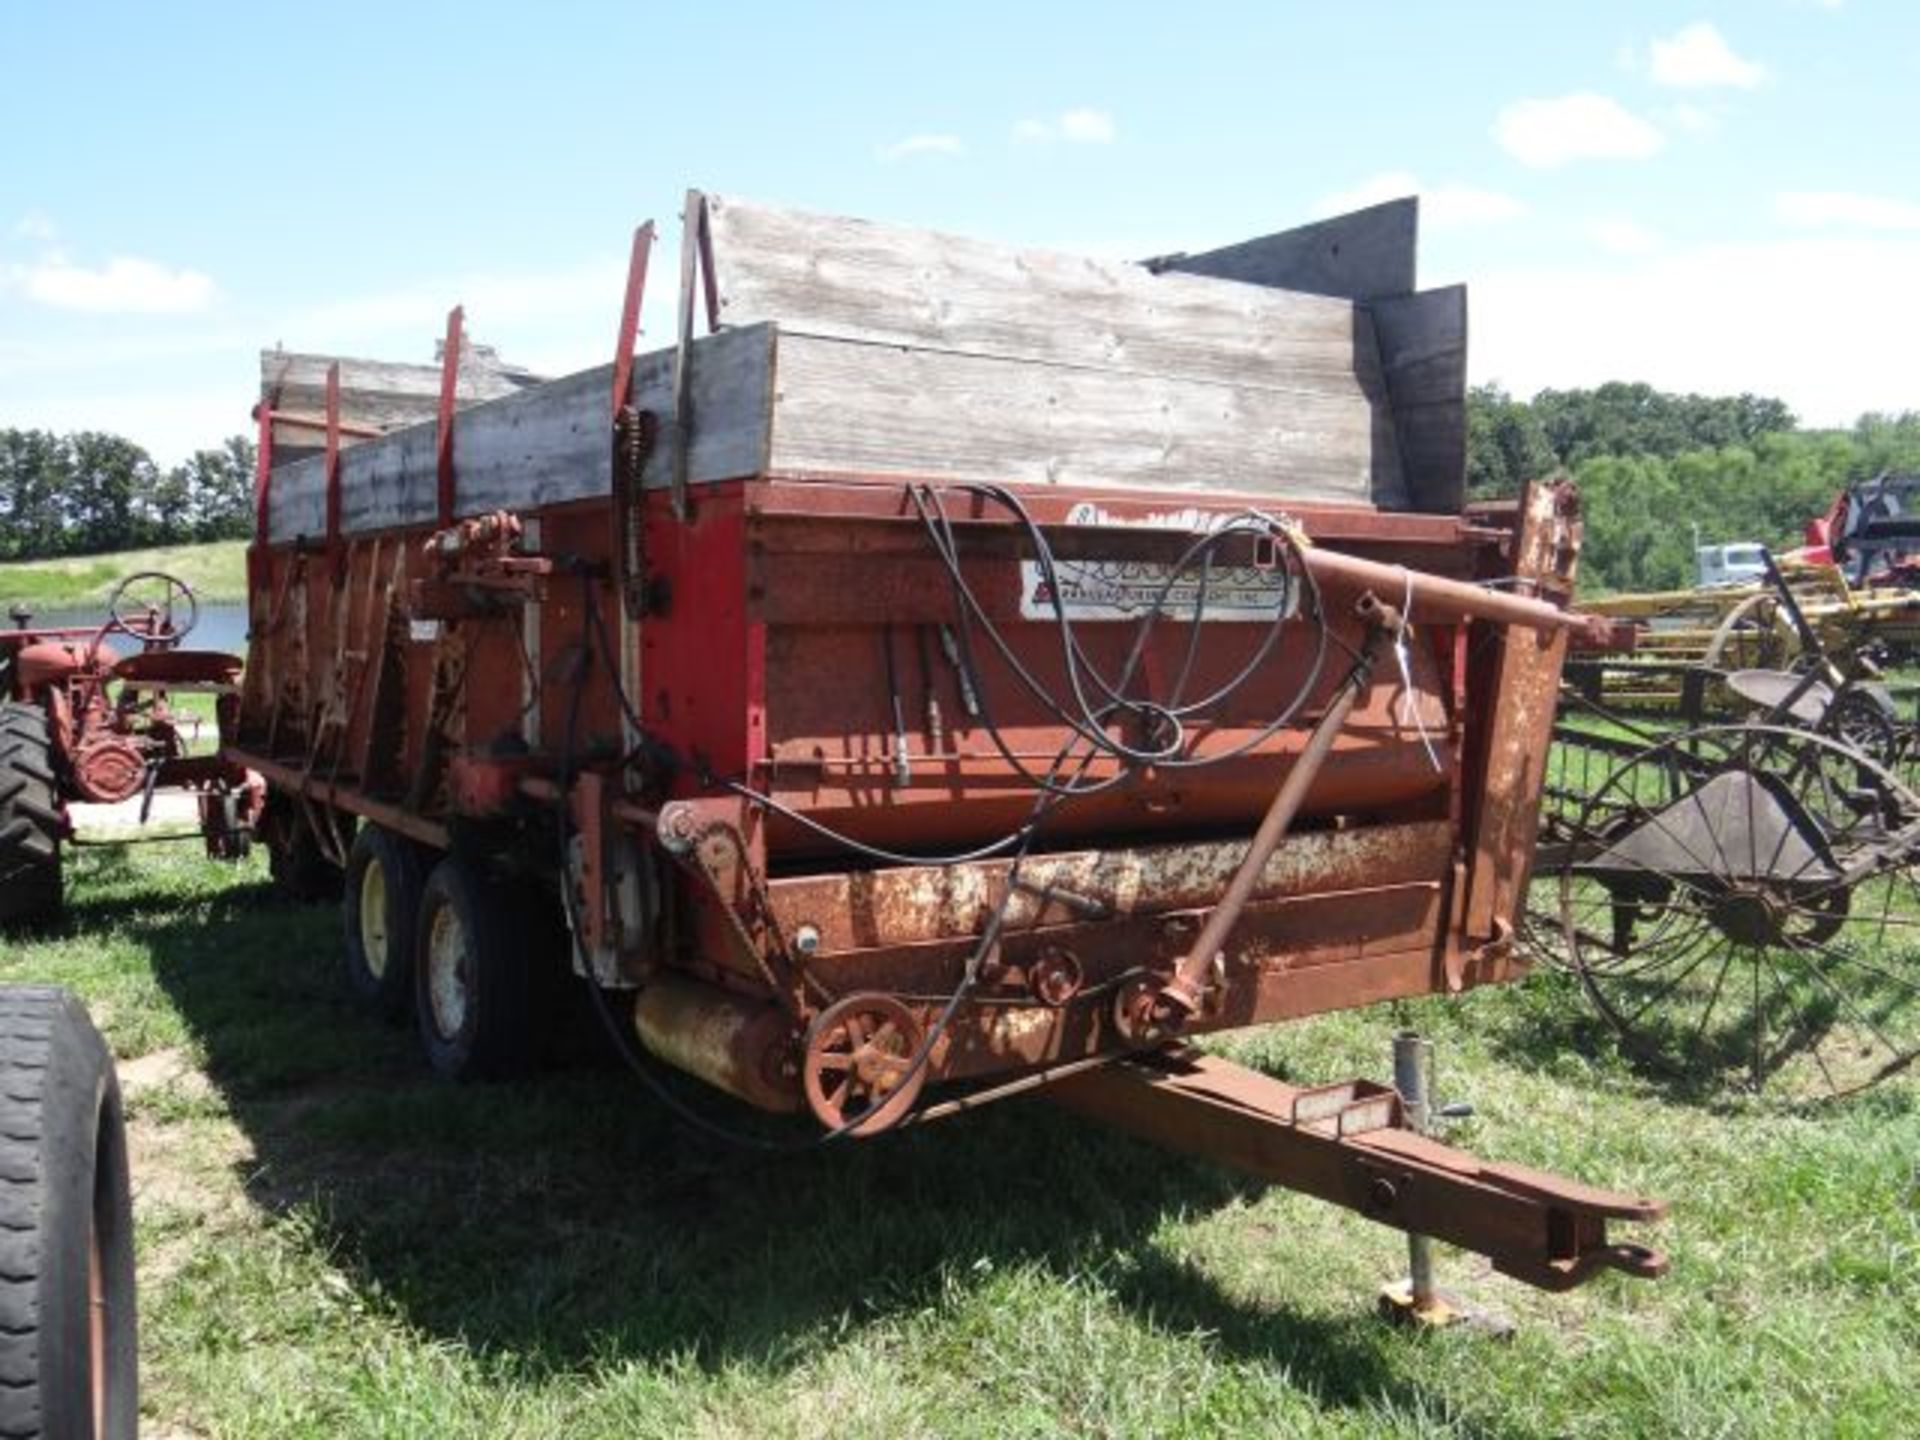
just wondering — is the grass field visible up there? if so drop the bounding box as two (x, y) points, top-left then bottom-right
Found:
(0, 539), (248, 610)
(2, 844), (1916, 1438)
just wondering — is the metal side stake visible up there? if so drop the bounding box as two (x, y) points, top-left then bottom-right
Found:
(1378, 1030), (1513, 1337)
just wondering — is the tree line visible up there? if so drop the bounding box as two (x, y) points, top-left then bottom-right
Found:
(1467, 383), (1920, 594)
(0, 429), (256, 561)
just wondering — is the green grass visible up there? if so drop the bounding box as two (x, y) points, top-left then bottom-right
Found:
(3, 846), (1916, 1438)
(0, 538), (248, 610)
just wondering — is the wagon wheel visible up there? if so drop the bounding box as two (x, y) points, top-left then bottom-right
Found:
(1702, 592), (1795, 672)
(1825, 687), (1897, 755)
(1555, 724), (1920, 1100)
(1523, 709), (1684, 969)
(801, 993), (928, 1136)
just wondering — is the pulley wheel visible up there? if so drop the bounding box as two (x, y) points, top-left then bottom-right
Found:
(801, 993), (927, 1136)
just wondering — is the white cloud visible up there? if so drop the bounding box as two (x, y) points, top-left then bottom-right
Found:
(1591, 218), (1663, 255)
(1649, 22), (1766, 89)
(11, 211), (57, 243)
(1314, 170), (1526, 229)
(1666, 102), (1720, 136)
(877, 133), (965, 162)
(6, 254), (216, 314)
(1060, 108), (1115, 143)
(1013, 107), (1116, 144)
(1776, 189), (1920, 232)
(1493, 93), (1665, 168)
(1471, 235), (1920, 427)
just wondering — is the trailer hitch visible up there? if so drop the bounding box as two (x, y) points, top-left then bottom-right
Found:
(1050, 1048), (1668, 1293)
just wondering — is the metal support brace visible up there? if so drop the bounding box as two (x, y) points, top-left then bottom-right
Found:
(248, 397), (276, 594)
(435, 305), (464, 529)
(1157, 592), (1398, 1020)
(1375, 1031), (1512, 1332)
(322, 362), (344, 576)
(671, 190), (718, 522)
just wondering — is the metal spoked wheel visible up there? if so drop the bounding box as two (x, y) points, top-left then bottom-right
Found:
(801, 993), (927, 1136)
(1702, 591), (1796, 673)
(1523, 707), (1681, 969)
(1555, 724), (1920, 1101)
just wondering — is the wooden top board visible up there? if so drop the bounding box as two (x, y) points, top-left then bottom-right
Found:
(705, 191), (1407, 507)
(262, 190), (1470, 540)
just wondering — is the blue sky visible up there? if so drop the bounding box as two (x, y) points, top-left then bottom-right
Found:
(2, 1), (1915, 461)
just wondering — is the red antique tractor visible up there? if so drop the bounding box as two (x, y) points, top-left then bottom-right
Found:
(0, 570), (258, 926)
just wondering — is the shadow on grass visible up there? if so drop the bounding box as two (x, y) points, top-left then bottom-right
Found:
(1480, 963), (1920, 1117)
(1478, 965), (1764, 1111)
(116, 870), (1534, 1438)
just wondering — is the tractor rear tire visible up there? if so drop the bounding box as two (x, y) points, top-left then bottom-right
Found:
(342, 827), (428, 1020)
(0, 986), (139, 1439)
(413, 856), (533, 1082)
(0, 704), (63, 930)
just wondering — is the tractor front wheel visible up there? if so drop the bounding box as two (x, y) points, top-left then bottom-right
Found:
(0, 702), (63, 929)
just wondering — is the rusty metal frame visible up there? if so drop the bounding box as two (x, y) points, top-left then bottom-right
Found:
(1049, 1048), (1666, 1291)
(435, 305), (464, 529)
(322, 361), (344, 577)
(670, 190), (719, 521)
(610, 221), (658, 622)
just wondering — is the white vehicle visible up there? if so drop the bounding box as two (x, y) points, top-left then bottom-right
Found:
(1696, 542), (1768, 589)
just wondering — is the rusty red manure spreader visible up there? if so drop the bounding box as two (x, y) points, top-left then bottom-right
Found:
(223, 192), (1665, 1295)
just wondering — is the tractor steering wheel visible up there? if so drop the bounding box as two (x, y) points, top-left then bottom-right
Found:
(105, 570), (199, 647)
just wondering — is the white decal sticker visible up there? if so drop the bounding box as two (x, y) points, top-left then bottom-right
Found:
(1017, 504), (1297, 622)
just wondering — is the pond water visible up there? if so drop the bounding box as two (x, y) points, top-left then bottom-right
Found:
(5, 601), (251, 655)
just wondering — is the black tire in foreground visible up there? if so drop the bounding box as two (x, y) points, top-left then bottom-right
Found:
(341, 826), (427, 1020)
(0, 704), (62, 930)
(0, 987), (137, 1439)
(413, 856), (533, 1081)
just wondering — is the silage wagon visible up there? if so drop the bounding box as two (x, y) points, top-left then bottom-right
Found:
(227, 191), (1665, 1296)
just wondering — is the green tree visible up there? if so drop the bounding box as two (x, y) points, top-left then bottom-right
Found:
(175, 435), (257, 541)
(0, 429), (68, 560)
(61, 432), (160, 553)
(1466, 384), (1558, 499)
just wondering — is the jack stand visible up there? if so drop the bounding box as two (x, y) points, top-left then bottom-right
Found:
(1377, 1030), (1513, 1338)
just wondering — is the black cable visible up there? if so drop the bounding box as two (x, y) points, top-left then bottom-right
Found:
(560, 573), (1079, 1150)
(555, 478), (1359, 1149)
(908, 483), (1332, 770)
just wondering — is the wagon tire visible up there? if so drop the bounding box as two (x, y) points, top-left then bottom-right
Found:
(0, 986), (138, 1439)
(413, 856), (532, 1081)
(263, 800), (345, 903)
(342, 826), (428, 1020)
(0, 703), (63, 930)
